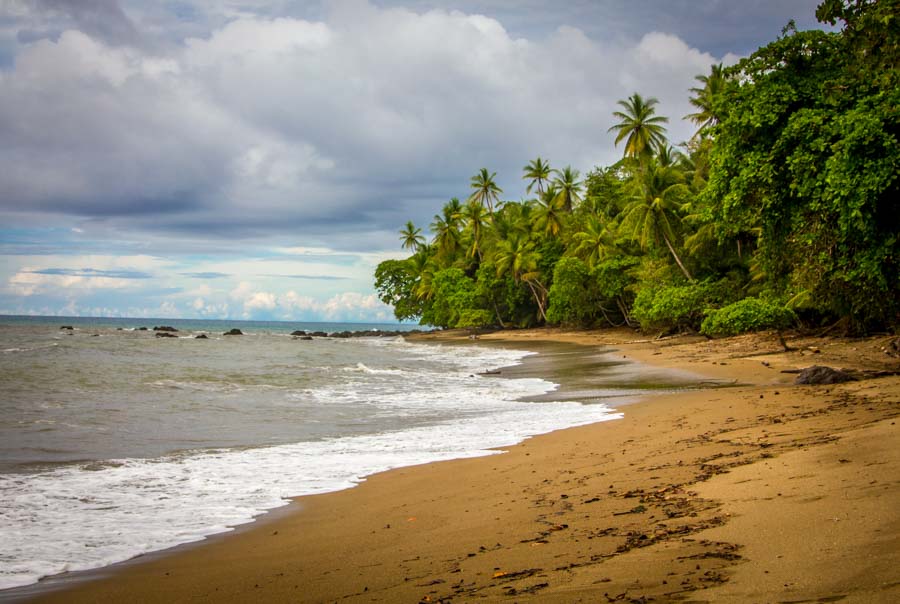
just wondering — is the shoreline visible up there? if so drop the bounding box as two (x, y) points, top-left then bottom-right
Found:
(10, 328), (900, 602)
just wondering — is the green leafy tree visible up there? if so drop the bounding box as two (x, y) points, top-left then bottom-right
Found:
(704, 5), (900, 331)
(374, 259), (422, 322)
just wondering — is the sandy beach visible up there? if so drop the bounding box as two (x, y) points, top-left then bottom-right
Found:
(13, 328), (900, 603)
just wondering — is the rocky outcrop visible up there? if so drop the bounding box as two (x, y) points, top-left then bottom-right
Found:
(224, 328), (243, 336)
(195, 334), (209, 339)
(795, 365), (857, 385)
(329, 329), (421, 338)
(60, 326), (73, 330)
(155, 332), (178, 338)
(153, 326), (178, 332)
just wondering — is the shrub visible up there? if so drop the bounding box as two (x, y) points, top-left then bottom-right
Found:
(701, 297), (796, 337)
(631, 282), (720, 332)
(546, 257), (593, 325)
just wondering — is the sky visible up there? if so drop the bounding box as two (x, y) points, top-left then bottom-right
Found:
(0, 0), (829, 323)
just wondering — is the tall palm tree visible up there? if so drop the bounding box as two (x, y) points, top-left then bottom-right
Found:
(468, 168), (503, 216)
(608, 93), (669, 162)
(620, 161), (693, 281)
(685, 63), (726, 138)
(551, 166), (583, 212)
(522, 157), (552, 197)
(457, 198), (489, 260)
(399, 220), (425, 252)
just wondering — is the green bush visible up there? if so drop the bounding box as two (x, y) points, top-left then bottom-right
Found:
(631, 282), (719, 332)
(701, 297), (796, 337)
(456, 309), (494, 329)
(546, 257), (593, 325)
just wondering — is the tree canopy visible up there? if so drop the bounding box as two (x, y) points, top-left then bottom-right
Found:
(376, 0), (899, 335)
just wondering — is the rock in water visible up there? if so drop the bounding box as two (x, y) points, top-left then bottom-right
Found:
(224, 328), (243, 336)
(153, 326), (179, 332)
(155, 332), (178, 338)
(795, 365), (856, 385)
(195, 334), (209, 339)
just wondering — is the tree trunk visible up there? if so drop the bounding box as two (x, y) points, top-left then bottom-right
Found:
(491, 299), (507, 328)
(616, 296), (634, 328)
(525, 280), (547, 322)
(662, 233), (694, 281)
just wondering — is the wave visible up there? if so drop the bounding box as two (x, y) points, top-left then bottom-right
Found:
(1, 343), (58, 354)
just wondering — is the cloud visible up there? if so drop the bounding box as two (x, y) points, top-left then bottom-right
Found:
(0, 1), (732, 250)
(180, 272), (229, 279)
(28, 268), (152, 279)
(0, 0), (829, 321)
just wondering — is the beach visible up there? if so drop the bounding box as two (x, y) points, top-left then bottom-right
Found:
(14, 328), (900, 603)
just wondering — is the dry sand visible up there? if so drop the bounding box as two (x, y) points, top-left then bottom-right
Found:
(12, 328), (900, 603)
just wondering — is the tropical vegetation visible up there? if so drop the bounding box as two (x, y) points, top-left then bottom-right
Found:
(375, 1), (898, 336)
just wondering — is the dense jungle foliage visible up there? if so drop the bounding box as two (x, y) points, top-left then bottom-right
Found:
(376, 0), (898, 335)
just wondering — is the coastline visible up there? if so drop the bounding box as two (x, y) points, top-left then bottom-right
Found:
(11, 328), (900, 603)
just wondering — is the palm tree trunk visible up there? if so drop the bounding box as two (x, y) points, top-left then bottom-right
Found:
(525, 280), (547, 322)
(662, 233), (694, 281)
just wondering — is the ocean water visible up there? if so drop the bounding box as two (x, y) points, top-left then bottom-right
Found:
(0, 316), (629, 591)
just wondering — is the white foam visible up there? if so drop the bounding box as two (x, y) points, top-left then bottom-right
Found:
(0, 341), (620, 591)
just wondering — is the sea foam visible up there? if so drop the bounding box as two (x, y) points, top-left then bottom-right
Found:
(0, 339), (620, 591)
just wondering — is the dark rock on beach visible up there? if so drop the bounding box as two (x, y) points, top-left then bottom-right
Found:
(308, 331), (328, 337)
(795, 365), (857, 385)
(155, 332), (178, 338)
(137, 327), (149, 331)
(195, 334), (209, 339)
(295, 335), (313, 340)
(60, 326), (74, 330)
(153, 326), (178, 332)
(224, 328), (243, 336)
(290, 330), (306, 336)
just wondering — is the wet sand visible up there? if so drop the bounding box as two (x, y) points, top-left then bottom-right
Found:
(11, 328), (900, 603)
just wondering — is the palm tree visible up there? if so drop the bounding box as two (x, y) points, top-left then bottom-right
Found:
(533, 189), (565, 238)
(493, 232), (548, 321)
(399, 221), (425, 252)
(457, 198), (489, 260)
(468, 168), (503, 216)
(620, 161), (694, 281)
(608, 93), (669, 162)
(522, 157), (552, 197)
(429, 199), (463, 259)
(571, 215), (616, 269)
(551, 166), (583, 212)
(685, 63), (726, 138)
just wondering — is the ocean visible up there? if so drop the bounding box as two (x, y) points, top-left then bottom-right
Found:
(0, 315), (681, 593)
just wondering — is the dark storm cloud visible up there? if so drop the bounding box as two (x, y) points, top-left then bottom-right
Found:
(0, 0), (832, 257)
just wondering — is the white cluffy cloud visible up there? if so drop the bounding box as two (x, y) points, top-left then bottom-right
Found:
(3, 0), (794, 321)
